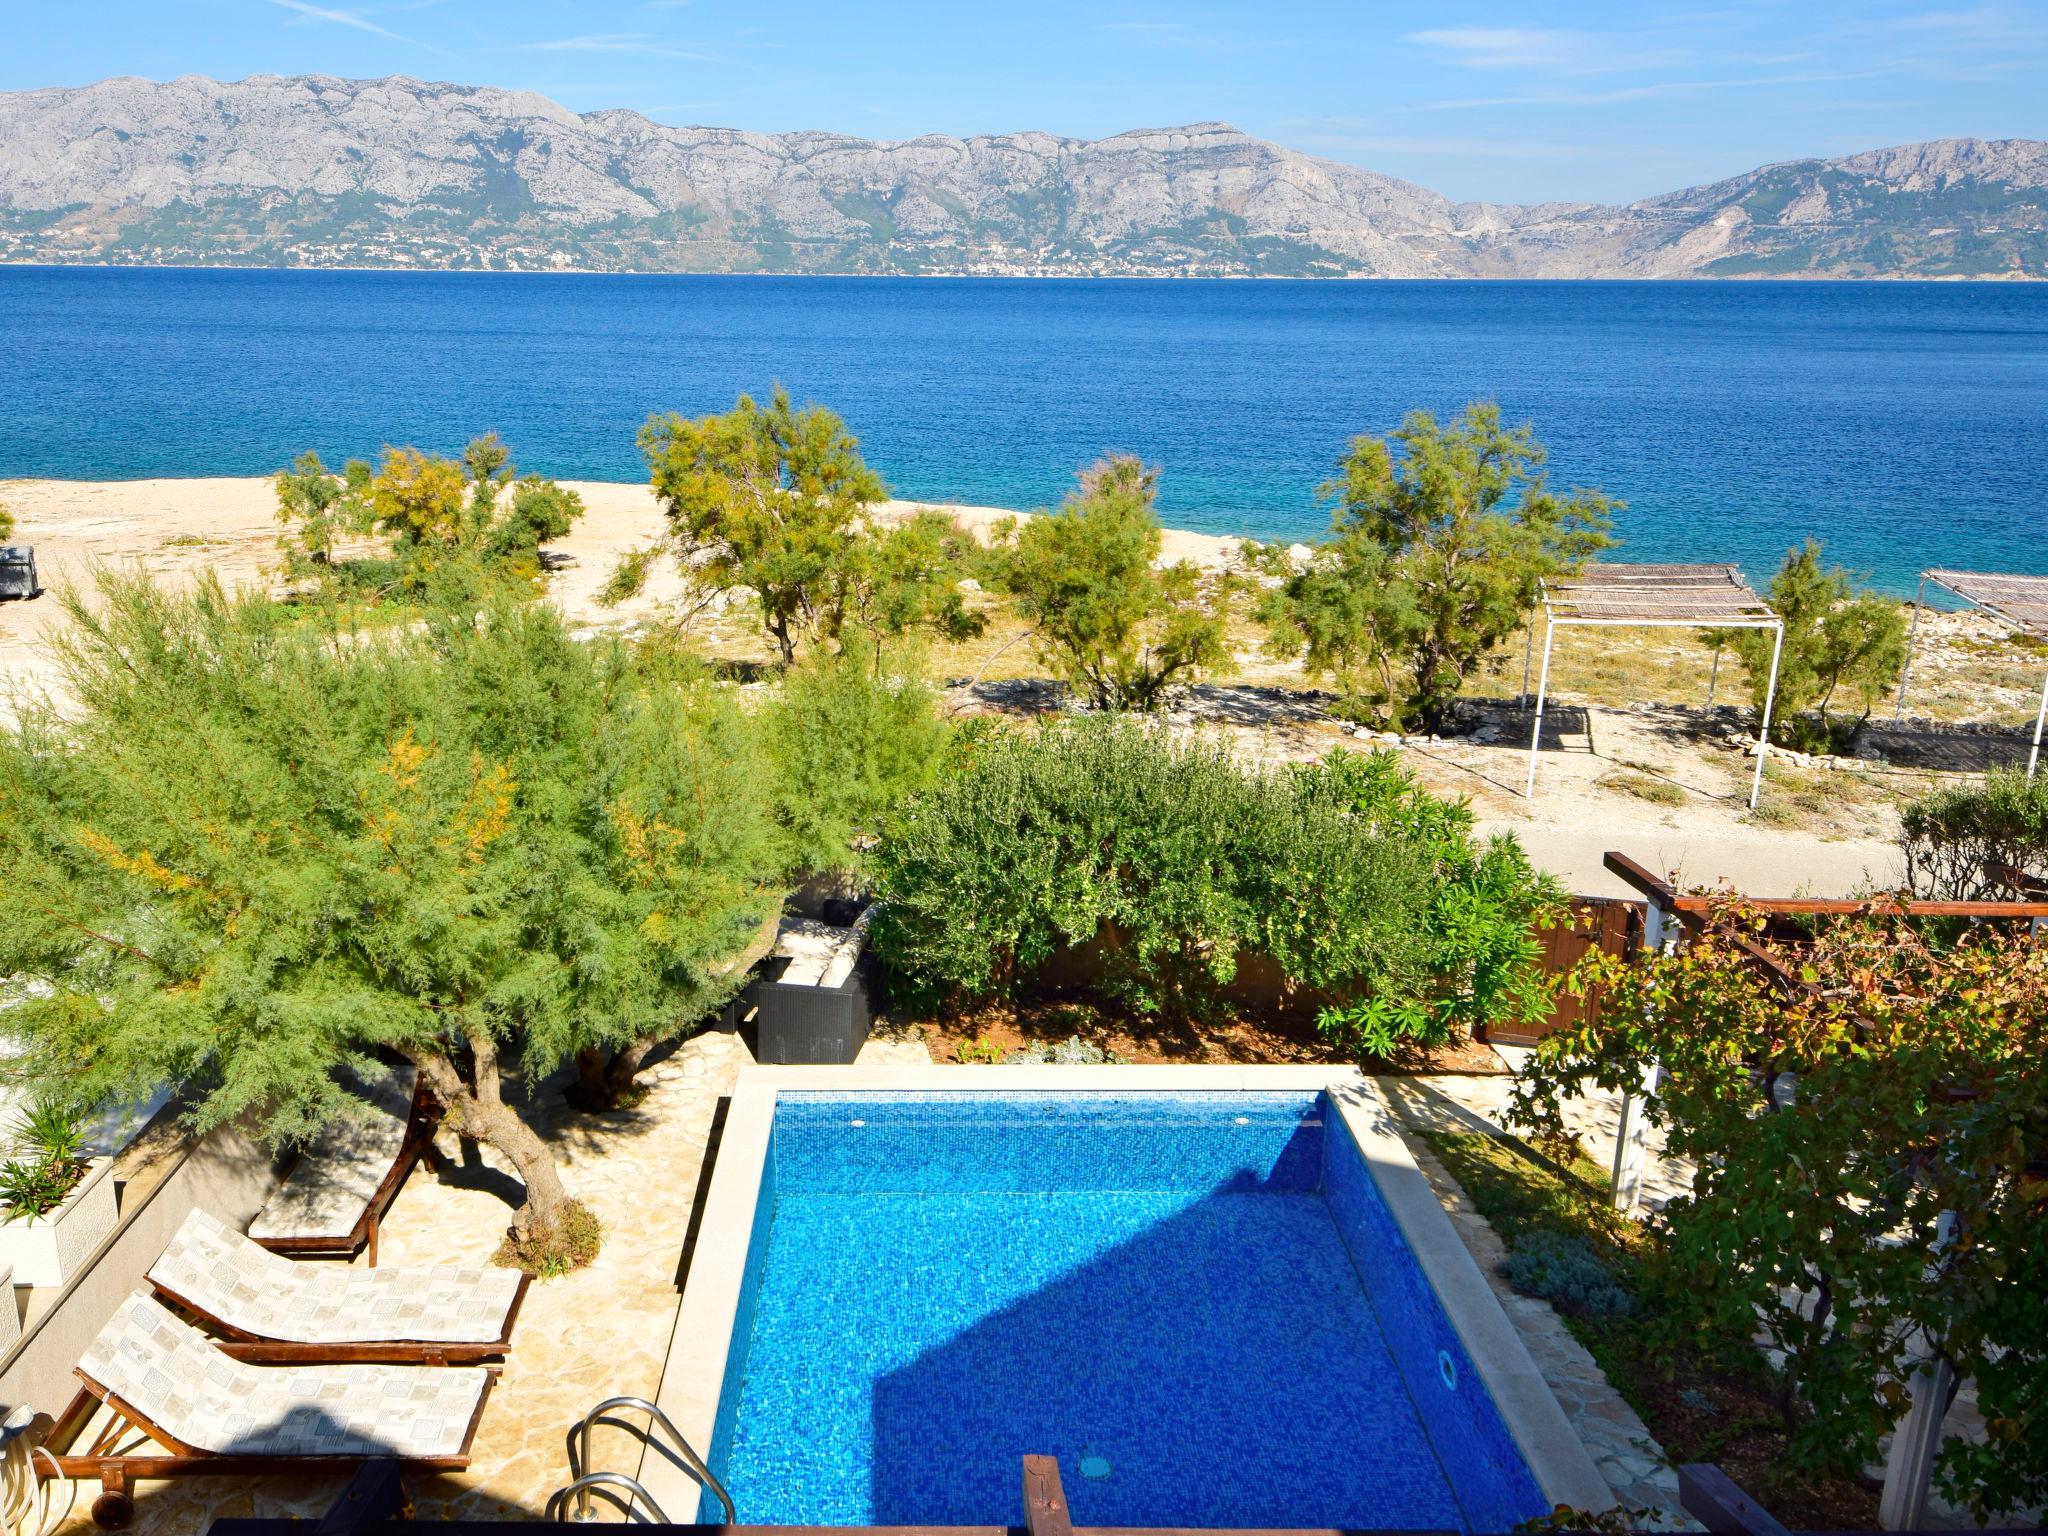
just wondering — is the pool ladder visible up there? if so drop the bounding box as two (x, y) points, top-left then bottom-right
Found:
(548, 1395), (737, 1524)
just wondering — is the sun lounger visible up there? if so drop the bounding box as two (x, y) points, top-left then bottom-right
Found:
(147, 1208), (528, 1366)
(247, 1065), (439, 1266)
(43, 1289), (495, 1529)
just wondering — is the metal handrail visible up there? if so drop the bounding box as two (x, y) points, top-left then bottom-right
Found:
(544, 1471), (671, 1524)
(566, 1395), (737, 1524)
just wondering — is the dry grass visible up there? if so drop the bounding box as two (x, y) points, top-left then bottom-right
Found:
(1598, 767), (1687, 806)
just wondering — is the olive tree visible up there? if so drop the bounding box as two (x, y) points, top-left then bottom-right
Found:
(0, 573), (779, 1268)
(1256, 403), (1613, 731)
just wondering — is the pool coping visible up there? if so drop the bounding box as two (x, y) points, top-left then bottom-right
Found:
(641, 1065), (1616, 1521)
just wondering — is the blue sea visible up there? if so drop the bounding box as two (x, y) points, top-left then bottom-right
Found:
(2, 265), (2045, 591)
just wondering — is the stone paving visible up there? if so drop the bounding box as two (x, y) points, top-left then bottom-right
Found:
(53, 1028), (763, 1532)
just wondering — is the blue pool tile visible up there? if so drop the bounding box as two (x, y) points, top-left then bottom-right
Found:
(704, 1092), (1551, 1533)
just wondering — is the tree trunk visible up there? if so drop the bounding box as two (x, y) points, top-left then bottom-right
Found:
(566, 1038), (658, 1112)
(408, 1033), (572, 1245)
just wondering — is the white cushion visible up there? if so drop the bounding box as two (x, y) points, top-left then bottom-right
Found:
(248, 1067), (414, 1244)
(151, 1209), (521, 1345)
(80, 1290), (487, 1459)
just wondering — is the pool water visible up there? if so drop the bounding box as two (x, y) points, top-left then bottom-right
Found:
(705, 1092), (1549, 1532)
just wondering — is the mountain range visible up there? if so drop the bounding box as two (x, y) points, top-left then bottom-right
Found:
(2, 75), (2044, 279)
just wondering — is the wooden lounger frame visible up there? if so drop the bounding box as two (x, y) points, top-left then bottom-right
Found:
(41, 1364), (498, 1530)
(147, 1271), (531, 1366)
(253, 1080), (444, 1267)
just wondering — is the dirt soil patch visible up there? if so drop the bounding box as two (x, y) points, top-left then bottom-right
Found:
(889, 995), (1510, 1074)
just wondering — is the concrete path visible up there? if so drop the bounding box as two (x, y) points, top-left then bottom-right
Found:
(1487, 823), (1906, 900)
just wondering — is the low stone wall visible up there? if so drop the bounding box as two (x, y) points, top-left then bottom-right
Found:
(0, 1112), (282, 1417)
(1848, 716), (2037, 772)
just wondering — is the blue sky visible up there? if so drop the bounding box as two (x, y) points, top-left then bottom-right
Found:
(7, 1), (2046, 203)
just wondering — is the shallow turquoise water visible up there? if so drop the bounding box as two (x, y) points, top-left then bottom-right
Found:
(707, 1092), (1546, 1532)
(3, 267), (2045, 591)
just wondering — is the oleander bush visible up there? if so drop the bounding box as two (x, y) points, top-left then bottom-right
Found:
(1509, 908), (2048, 1518)
(869, 722), (1560, 1050)
(1300, 750), (1566, 1053)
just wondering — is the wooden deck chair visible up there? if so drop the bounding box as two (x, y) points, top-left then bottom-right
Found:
(42, 1290), (496, 1530)
(148, 1209), (529, 1366)
(247, 1065), (440, 1266)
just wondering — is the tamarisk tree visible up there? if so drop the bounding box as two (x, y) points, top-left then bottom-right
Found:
(1256, 403), (1612, 731)
(0, 575), (779, 1268)
(984, 456), (1235, 710)
(615, 389), (981, 663)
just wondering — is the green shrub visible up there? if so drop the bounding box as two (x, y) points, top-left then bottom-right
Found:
(982, 457), (1234, 710)
(1711, 541), (1906, 753)
(1511, 911), (2048, 1515)
(869, 725), (1558, 1048)
(1899, 766), (2048, 899)
(761, 642), (950, 877)
(1499, 1232), (1634, 1317)
(1303, 751), (1566, 1054)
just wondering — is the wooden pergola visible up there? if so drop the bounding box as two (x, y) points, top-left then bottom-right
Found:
(1524, 564), (1784, 809)
(1894, 568), (2048, 779)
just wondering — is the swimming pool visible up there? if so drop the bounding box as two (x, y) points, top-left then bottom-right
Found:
(650, 1068), (1611, 1532)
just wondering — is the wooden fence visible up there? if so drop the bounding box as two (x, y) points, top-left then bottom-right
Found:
(1491, 895), (1638, 1046)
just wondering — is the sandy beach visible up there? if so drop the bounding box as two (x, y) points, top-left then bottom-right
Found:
(5, 474), (2027, 899)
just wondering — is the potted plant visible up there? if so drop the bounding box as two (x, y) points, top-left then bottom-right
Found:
(0, 1101), (117, 1289)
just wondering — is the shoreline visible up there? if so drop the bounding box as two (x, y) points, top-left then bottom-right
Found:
(2, 262), (2040, 284)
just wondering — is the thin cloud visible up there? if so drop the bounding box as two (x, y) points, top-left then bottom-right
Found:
(265, 0), (412, 42)
(520, 32), (723, 64)
(1299, 133), (1595, 162)
(1410, 66), (1899, 112)
(1096, 20), (1293, 53)
(1406, 26), (1687, 75)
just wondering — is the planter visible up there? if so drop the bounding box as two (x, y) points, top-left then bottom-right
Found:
(0, 1157), (117, 1289)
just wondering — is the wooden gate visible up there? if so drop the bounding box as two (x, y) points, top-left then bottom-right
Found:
(1487, 895), (1640, 1046)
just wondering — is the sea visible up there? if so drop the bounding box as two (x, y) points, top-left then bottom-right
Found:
(2, 265), (2045, 593)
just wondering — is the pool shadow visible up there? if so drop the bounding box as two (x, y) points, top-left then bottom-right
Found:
(861, 1137), (1478, 1532)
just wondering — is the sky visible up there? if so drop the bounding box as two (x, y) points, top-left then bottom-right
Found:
(5, 1), (2046, 204)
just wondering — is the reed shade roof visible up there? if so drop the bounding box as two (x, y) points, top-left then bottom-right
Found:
(1539, 563), (1779, 626)
(1901, 568), (2048, 779)
(1923, 569), (2048, 639)
(1523, 562), (1784, 811)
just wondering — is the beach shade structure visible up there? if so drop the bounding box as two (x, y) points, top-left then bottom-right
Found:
(1894, 569), (2048, 779)
(1522, 564), (1784, 809)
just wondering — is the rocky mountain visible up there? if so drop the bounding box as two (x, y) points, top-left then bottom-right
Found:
(1, 75), (2042, 278)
